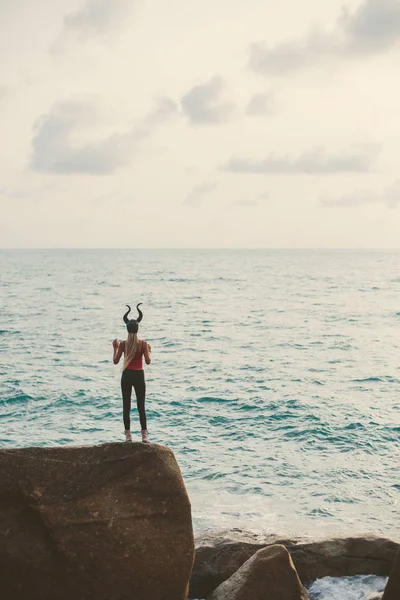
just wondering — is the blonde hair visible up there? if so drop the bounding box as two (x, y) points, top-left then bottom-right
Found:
(123, 333), (141, 370)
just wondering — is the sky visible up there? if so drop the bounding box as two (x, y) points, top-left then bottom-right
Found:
(1, 0), (400, 248)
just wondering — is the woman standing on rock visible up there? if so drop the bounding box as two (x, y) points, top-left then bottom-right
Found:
(112, 304), (152, 443)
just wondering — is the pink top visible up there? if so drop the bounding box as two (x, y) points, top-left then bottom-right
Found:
(121, 341), (144, 370)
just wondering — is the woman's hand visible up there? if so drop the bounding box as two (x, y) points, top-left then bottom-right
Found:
(113, 339), (124, 365)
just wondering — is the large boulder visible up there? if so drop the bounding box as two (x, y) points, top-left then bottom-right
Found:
(190, 532), (398, 598)
(0, 442), (194, 600)
(207, 544), (309, 600)
(190, 532), (296, 598)
(383, 548), (400, 600)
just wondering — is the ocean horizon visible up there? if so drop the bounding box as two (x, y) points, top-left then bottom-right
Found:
(2, 247), (400, 250)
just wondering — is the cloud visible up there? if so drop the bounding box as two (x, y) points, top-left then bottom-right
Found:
(181, 77), (235, 125)
(51, 0), (136, 51)
(134, 97), (179, 137)
(249, 0), (400, 75)
(221, 147), (375, 174)
(246, 92), (275, 116)
(31, 101), (136, 175)
(321, 180), (400, 208)
(142, 97), (179, 127)
(343, 0), (400, 53)
(184, 181), (217, 207)
(31, 97), (177, 175)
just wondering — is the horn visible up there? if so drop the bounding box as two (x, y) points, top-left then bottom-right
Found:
(136, 303), (143, 323)
(123, 305), (131, 324)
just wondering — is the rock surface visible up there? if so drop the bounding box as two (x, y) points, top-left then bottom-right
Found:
(0, 442), (194, 600)
(382, 548), (400, 600)
(289, 536), (397, 583)
(207, 544), (309, 600)
(190, 533), (294, 598)
(190, 532), (399, 598)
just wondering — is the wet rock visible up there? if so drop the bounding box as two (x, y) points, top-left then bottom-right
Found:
(206, 544), (309, 600)
(382, 548), (400, 600)
(289, 536), (397, 584)
(0, 442), (194, 600)
(189, 532), (398, 598)
(190, 531), (297, 598)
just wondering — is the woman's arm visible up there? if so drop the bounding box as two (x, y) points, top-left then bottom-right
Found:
(144, 341), (151, 365)
(112, 339), (124, 365)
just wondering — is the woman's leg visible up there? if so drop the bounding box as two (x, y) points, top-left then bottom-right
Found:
(121, 370), (132, 431)
(132, 370), (147, 431)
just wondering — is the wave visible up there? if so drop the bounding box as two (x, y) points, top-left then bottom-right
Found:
(0, 393), (35, 405)
(352, 376), (398, 383)
(196, 396), (231, 403)
(308, 575), (387, 600)
(0, 329), (20, 335)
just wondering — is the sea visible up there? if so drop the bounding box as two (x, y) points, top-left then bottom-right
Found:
(1, 249), (399, 599)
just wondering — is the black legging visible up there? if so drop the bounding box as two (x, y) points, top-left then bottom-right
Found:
(121, 369), (147, 431)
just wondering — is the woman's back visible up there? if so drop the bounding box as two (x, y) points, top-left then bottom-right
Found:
(124, 340), (144, 370)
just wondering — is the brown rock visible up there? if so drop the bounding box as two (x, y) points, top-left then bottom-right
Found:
(382, 548), (400, 600)
(189, 532), (398, 598)
(290, 536), (397, 583)
(206, 544), (309, 600)
(190, 532), (295, 598)
(0, 442), (194, 600)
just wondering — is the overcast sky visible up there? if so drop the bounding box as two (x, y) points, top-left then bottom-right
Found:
(1, 0), (400, 248)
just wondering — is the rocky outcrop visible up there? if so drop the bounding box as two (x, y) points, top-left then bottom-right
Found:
(382, 548), (400, 600)
(207, 544), (309, 600)
(0, 442), (194, 600)
(190, 533), (295, 598)
(190, 532), (399, 598)
(289, 535), (397, 583)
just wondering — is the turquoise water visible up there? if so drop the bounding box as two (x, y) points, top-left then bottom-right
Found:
(1, 249), (399, 540)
